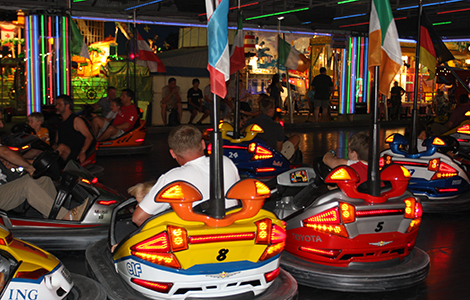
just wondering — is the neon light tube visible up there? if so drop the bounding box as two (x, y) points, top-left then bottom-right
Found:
(48, 16), (53, 104)
(25, 16), (31, 115)
(438, 7), (470, 14)
(62, 16), (67, 95)
(41, 15), (46, 105)
(432, 21), (451, 26)
(341, 48), (347, 115)
(55, 15), (60, 96)
(33, 15), (41, 112)
(245, 7), (309, 21)
(397, 0), (462, 11)
(334, 13), (366, 20)
(124, 0), (163, 11)
(338, 0), (359, 4)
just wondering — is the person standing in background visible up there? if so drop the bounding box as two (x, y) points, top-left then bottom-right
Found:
(267, 74), (284, 109)
(311, 67), (334, 122)
(390, 81), (405, 120)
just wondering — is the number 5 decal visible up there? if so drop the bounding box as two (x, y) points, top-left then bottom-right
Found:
(375, 221), (384, 232)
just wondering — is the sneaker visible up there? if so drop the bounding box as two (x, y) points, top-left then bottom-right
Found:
(70, 197), (90, 221)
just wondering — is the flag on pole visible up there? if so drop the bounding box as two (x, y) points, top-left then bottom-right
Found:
(70, 20), (90, 60)
(368, 0), (402, 97)
(230, 13), (245, 75)
(419, 10), (455, 80)
(206, 0), (230, 98)
(278, 37), (310, 72)
(115, 22), (133, 40)
(136, 32), (166, 73)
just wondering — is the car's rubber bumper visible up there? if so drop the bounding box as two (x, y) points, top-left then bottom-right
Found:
(12, 225), (109, 251)
(97, 142), (152, 156)
(86, 239), (298, 300)
(69, 273), (107, 300)
(419, 189), (470, 213)
(280, 248), (429, 292)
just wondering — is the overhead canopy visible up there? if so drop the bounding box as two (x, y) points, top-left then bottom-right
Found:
(157, 47), (209, 78)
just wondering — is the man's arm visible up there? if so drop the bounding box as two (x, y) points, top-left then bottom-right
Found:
(132, 206), (152, 227)
(323, 151), (348, 169)
(0, 146), (35, 175)
(74, 117), (94, 162)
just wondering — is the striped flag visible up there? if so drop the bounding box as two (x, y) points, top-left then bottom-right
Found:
(206, 0), (230, 98)
(419, 10), (454, 80)
(368, 0), (402, 97)
(70, 20), (90, 60)
(278, 37), (310, 72)
(230, 13), (245, 75)
(137, 32), (166, 73)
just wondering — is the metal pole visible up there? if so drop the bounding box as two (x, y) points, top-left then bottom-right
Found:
(409, 0), (423, 154)
(209, 93), (225, 219)
(367, 66), (381, 196)
(133, 10), (137, 104)
(233, 5), (241, 139)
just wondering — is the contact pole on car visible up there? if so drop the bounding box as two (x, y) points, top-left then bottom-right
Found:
(367, 0), (403, 196)
(206, 0), (230, 219)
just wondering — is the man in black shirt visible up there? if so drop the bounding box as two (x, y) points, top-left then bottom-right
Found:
(311, 67), (334, 122)
(245, 96), (299, 160)
(187, 78), (209, 124)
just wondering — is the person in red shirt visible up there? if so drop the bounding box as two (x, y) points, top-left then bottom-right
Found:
(92, 89), (138, 141)
(323, 131), (369, 185)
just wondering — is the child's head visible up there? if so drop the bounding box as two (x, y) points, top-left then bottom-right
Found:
(110, 98), (122, 113)
(127, 181), (156, 204)
(348, 131), (369, 161)
(27, 112), (44, 130)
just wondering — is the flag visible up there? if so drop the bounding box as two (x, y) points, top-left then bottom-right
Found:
(0, 22), (16, 46)
(368, 0), (402, 97)
(136, 32), (166, 73)
(278, 37), (310, 72)
(419, 10), (455, 80)
(70, 20), (90, 60)
(115, 22), (133, 40)
(230, 14), (245, 74)
(206, 0), (230, 98)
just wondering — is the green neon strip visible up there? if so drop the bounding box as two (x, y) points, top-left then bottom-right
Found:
(356, 37), (360, 106)
(346, 38), (352, 112)
(338, 0), (358, 4)
(245, 7), (309, 20)
(62, 17), (67, 94)
(432, 21), (451, 26)
(40, 15), (46, 105)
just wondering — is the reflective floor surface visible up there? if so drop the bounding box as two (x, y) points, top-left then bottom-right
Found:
(51, 125), (470, 300)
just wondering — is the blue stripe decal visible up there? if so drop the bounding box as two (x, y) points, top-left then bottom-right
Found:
(115, 255), (279, 275)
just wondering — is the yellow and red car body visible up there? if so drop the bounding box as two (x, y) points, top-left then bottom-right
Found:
(110, 179), (290, 299)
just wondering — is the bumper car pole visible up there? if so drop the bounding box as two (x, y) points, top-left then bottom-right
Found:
(209, 93), (225, 219)
(368, 66), (381, 196)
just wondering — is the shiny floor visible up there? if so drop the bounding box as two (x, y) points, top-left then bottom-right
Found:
(54, 125), (470, 300)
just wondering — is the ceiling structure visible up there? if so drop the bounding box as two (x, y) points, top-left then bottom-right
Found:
(1, 0), (470, 40)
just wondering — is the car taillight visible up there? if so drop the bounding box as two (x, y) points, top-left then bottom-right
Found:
(257, 219), (286, 261)
(131, 232), (181, 269)
(264, 267), (280, 283)
(189, 232), (255, 244)
(0, 232), (13, 246)
(21, 145), (30, 150)
(16, 268), (49, 280)
(428, 158), (440, 171)
(135, 138), (144, 143)
(255, 167), (276, 173)
(404, 198), (422, 233)
(81, 178), (91, 184)
(248, 144), (273, 161)
(299, 247), (341, 259)
(431, 161), (458, 180)
(207, 143), (212, 155)
(383, 154), (393, 166)
(339, 202), (355, 223)
(457, 124), (470, 134)
(97, 200), (118, 206)
(8, 147), (19, 151)
(168, 225), (188, 252)
(131, 278), (173, 293)
(303, 207), (348, 238)
(255, 219), (272, 244)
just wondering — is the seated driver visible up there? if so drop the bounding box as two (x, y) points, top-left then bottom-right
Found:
(91, 89), (138, 142)
(244, 96), (300, 160)
(323, 131), (369, 185)
(132, 125), (240, 227)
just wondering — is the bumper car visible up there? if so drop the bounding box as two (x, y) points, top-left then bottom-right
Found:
(0, 224), (106, 300)
(96, 119), (152, 156)
(381, 133), (470, 212)
(1, 123), (103, 177)
(267, 163), (429, 292)
(205, 123), (301, 179)
(442, 117), (470, 153)
(86, 179), (298, 300)
(0, 151), (125, 251)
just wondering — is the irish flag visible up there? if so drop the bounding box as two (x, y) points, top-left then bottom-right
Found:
(278, 37), (310, 72)
(230, 14), (245, 74)
(419, 10), (454, 80)
(368, 0), (402, 97)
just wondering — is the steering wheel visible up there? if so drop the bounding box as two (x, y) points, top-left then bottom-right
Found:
(11, 123), (35, 135)
(32, 150), (61, 180)
(312, 156), (332, 184)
